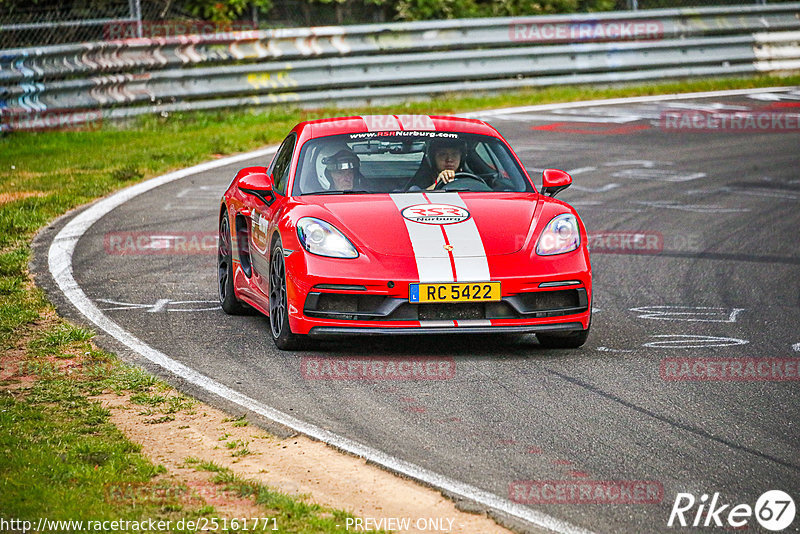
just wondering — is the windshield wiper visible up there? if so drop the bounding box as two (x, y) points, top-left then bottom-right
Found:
(307, 190), (372, 195)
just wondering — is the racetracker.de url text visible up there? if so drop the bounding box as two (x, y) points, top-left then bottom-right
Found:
(0, 517), (278, 532)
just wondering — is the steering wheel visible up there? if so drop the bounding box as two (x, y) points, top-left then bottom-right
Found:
(435, 171), (491, 190)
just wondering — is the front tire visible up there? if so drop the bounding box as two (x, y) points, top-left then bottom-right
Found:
(269, 239), (303, 350)
(218, 212), (248, 315)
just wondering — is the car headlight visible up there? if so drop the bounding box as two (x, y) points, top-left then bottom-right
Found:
(297, 217), (358, 258)
(536, 214), (580, 256)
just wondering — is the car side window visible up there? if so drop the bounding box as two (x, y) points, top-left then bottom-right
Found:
(271, 134), (296, 196)
(474, 142), (492, 166)
(470, 140), (529, 191)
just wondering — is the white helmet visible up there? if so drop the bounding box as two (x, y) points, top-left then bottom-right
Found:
(316, 143), (359, 187)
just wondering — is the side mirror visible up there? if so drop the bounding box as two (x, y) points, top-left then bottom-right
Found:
(542, 168), (572, 198)
(237, 166), (275, 206)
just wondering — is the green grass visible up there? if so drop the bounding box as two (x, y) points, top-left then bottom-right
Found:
(0, 327), (210, 526)
(0, 382), (169, 521)
(187, 461), (383, 533)
(1, 322), (361, 532)
(0, 353), (223, 526)
(222, 414), (249, 427)
(1, 72), (798, 531)
(28, 324), (95, 356)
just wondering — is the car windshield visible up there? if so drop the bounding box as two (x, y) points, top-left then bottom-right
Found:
(292, 132), (534, 195)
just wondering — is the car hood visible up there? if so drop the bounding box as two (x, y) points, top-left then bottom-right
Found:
(298, 193), (540, 257)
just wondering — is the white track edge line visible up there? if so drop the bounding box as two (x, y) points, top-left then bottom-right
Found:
(47, 146), (593, 534)
(458, 86), (799, 118)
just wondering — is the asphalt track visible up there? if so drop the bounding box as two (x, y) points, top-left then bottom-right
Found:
(33, 88), (800, 534)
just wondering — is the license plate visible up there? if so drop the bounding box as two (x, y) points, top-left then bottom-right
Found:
(409, 282), (501, 303)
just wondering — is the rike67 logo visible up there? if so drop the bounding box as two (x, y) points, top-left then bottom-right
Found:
(668, 490), (795, 531)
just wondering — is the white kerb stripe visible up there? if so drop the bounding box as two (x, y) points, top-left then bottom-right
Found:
(437, 193), (491, 281)
(390, 193), (454, 283)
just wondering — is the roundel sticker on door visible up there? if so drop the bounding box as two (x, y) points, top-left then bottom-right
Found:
(250, 211), (269, 254)
(401, 204), (471, 225)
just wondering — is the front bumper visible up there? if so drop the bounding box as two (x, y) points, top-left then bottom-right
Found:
(290, 284), (591, 336)
(308, 321), (584, 337)
(304, 287), (589, 321)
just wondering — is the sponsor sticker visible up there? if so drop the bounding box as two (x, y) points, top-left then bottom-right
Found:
(250, 212), (269, 253)
(401, 204), (470, 225)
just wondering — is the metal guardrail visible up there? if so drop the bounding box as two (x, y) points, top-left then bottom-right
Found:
(3, 4), (799, 83)
(1, 4), (799, 131)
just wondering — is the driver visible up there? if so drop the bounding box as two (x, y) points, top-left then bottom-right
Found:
(424, 138), (467, 190)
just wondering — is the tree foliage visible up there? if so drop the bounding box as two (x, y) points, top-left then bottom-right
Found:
(0, 0), (621, 38)
(183, 0), (273, 22)
(392, 0), (619, 20)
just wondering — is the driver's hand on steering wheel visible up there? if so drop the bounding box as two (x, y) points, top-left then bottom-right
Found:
(427, 169), (455, 190)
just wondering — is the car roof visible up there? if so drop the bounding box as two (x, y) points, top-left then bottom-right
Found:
(296, 115), (500, 139)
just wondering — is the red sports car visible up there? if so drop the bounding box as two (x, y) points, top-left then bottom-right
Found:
(218, 115), (591, 349)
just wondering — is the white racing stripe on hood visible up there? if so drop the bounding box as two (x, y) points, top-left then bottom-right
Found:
(390, 193), (454, 283)
(436, 193), (491, 281)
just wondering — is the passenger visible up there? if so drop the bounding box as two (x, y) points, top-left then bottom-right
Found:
(320, 147), (365, 191)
